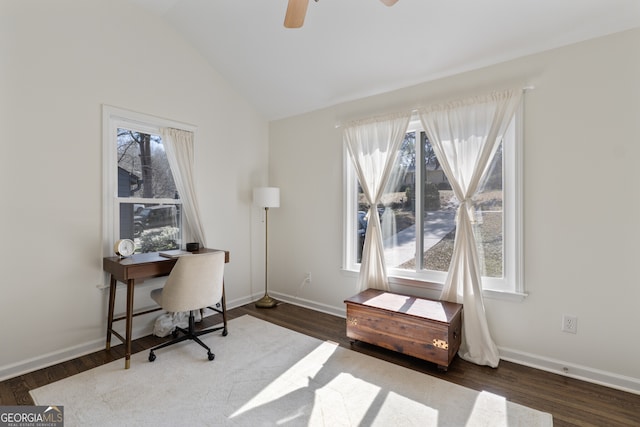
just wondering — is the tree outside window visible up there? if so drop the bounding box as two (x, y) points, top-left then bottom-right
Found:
(116, 128), (182, 253)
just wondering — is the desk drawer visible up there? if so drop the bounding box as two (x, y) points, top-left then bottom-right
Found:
(125, 262), (175, 280)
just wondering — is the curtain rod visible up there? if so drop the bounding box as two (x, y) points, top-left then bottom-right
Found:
(334, 85), (535, 129)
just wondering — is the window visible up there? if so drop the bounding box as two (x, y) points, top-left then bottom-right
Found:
(344, 108), (523, 294)
(103, 106), (192, 255)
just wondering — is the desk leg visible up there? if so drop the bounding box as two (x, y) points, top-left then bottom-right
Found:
(106, 275), (117, 351)
(221, 281), (228, 329)
(124, 278), (135, 369)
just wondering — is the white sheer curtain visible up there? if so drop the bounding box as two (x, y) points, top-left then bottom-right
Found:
(161, 128), (207, 248)
(344, 112), (411, 291)
(418, 89), (522, 367)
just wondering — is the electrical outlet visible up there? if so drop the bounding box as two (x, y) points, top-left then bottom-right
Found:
(305, 272), (312, 283)
(562, 314), (577, 334)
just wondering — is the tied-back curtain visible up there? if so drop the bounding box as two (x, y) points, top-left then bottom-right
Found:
(344, 112), (411, 291)
(418, 89), (522, 367)
(161, 128), (207, 248)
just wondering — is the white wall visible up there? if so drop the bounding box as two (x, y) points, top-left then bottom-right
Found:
(0, 0), (269, 378)
(1, 1), (638, 395)
(269, 28), (640, 393)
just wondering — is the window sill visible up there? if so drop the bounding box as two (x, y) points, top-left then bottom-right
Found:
(482, 289), (528, 302)
(340, 268), (528, 302)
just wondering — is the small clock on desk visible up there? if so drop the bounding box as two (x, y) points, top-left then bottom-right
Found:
(114, 239), (135, 257)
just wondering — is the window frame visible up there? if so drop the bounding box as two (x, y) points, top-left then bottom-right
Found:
(342, 106), (525, 298)
(102, 105), (195, 256)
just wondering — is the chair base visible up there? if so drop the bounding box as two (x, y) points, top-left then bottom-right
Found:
(148, 306), (227, 362)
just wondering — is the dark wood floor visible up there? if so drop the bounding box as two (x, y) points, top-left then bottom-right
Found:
(1, 302), (638, 426)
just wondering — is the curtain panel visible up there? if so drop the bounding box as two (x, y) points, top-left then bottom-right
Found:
(161, 128), (208, 248)
(418, 88), (522, 367)
(343, 112), (412, 291)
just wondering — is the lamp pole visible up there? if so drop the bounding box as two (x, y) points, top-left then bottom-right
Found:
(253, 187), (279, 308)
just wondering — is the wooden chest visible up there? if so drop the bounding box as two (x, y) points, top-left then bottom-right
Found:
(344, 288), (463, 370)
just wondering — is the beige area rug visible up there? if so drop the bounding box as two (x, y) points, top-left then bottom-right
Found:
(31, 315), (552, 426)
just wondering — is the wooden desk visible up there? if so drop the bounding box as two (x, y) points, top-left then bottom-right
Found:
(103, 248), (230, 369)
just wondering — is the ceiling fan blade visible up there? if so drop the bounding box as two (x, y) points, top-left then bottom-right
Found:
(284, 0), (309, 28)
(380, 0), (399, 6)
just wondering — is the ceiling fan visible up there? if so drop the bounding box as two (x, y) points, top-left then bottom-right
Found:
(284, 0), (400, 29)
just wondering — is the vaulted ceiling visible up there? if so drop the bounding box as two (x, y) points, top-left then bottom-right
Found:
(127, 0), (640, 120)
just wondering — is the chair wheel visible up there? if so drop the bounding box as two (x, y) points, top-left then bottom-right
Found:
(222, 328), (228, 337)
(208, 352), (215, 361)
(149, 351), (156, 362)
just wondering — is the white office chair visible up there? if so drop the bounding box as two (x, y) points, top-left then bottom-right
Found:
(148, 251), (227, 362)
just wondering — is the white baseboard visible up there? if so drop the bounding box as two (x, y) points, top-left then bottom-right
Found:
(3, 294), (639, 397)
(0, 312), (163, 382)
(273, 291), (640, 396)
(0, 297), (251, 382)
(270, 291), (346, 318)
(0, 339), (106, 383)
(498, 347), (640, 395)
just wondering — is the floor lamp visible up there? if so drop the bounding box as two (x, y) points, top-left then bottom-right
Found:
(254, 187), (280, 308)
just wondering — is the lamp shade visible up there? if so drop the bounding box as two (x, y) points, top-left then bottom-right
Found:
(253, 187), (280, 208)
